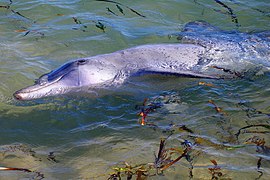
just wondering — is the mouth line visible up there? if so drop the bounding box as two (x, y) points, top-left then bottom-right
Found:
(18, 82), (56, 94)
(16, 74), (64, 94)
(13, 78), (63, 100)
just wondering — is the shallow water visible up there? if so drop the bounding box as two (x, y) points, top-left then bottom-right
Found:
(0, 0), (270, 179)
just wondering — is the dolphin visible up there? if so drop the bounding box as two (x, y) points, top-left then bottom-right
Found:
(14, 21), (270, 100)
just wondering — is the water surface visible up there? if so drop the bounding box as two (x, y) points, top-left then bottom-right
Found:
(0, 0), (270, 179)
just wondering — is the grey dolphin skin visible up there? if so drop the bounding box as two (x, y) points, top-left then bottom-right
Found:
(14, 21), (270, 100)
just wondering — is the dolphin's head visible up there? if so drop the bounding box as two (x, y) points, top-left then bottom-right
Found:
(13, 58), (117, 100)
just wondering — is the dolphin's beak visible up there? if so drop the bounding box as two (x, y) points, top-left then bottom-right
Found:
(13, 90), (24, 100)
(13, 82), (65, 101)
(13, 60), (82, 100)
(14, 85), (41, 100)
(13, 63), (76, 100)
(14, 84), (48, 101)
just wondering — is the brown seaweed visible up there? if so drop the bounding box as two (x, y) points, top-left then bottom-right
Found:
(116, 4), (124, 15)
(241, 130), (270, 134)
(106, 7), (118, 16)
(256, 157), (263, 180)
(0, 0), (33, 21)
(237, 101), (270, 118)
(0, 166), (32, 172)
(14, 27), (44, 38)
(72, 17), (88, 32)
(107, 171), (121, 180)
(0, 5), (10, 9)
(1, 144), (36, 157)
(0, 1), (44, 38)
(22, 30), (45, 38)
(228, 0), (270, 18)
(198, 81), (216, 87)
(179, 125), (194, 134)
(0, 166), (44, 180)
(214, 0), (239, 27)
(208, 160), (224, 179)
(160, 147), (190, 171)
(154, 139), (169, 170)
(110, 162), (150, 180)
(14, 29), (28, 32)
(0, 0), (12, 9)
(194, 0), (231, 16)
(155, 138), (193, 172)
(23, 30), (31, 36)
(257, 157), (262, 170)
(208, 100), (228, 116)
(47, 152), (59, 163)
(72, 17), (82, 25)
(136, 98), (162, 126)
(11, 9), (32, 21)
(96, 0), (146, 18)
(162, 123), (194, 135)
(95, 20), (106, 32)
(244, 136), (270, 155)
(194, 0), (240, 27)
(108, 138), (193, 179)
(211, 65), (243, 78)
(235, 124), (270, 139)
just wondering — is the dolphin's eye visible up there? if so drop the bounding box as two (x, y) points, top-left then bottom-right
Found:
(77, 59), (86, 65)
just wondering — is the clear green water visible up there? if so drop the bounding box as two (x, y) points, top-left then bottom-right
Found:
(0, 0), (270, 179)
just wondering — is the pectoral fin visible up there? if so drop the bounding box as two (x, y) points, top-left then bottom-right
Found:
(134, 68), (219, 79)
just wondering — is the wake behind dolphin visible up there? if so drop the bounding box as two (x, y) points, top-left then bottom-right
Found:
(14, 21), (270, 100)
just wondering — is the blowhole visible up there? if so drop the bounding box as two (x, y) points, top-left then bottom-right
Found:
(77, 59), (86, 65)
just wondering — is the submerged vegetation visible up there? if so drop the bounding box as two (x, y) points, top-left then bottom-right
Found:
(104, 65), (270, 179)
(2, 67), (269, 179)
(103, 78), (270, 179)
(2, 70), (269, 179)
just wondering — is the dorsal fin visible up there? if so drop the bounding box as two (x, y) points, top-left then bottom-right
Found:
(134, 68), (219, 79)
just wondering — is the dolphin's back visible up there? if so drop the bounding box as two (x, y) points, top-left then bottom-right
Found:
(98, 44), (218, 82)
(178, 21), (270, 67)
